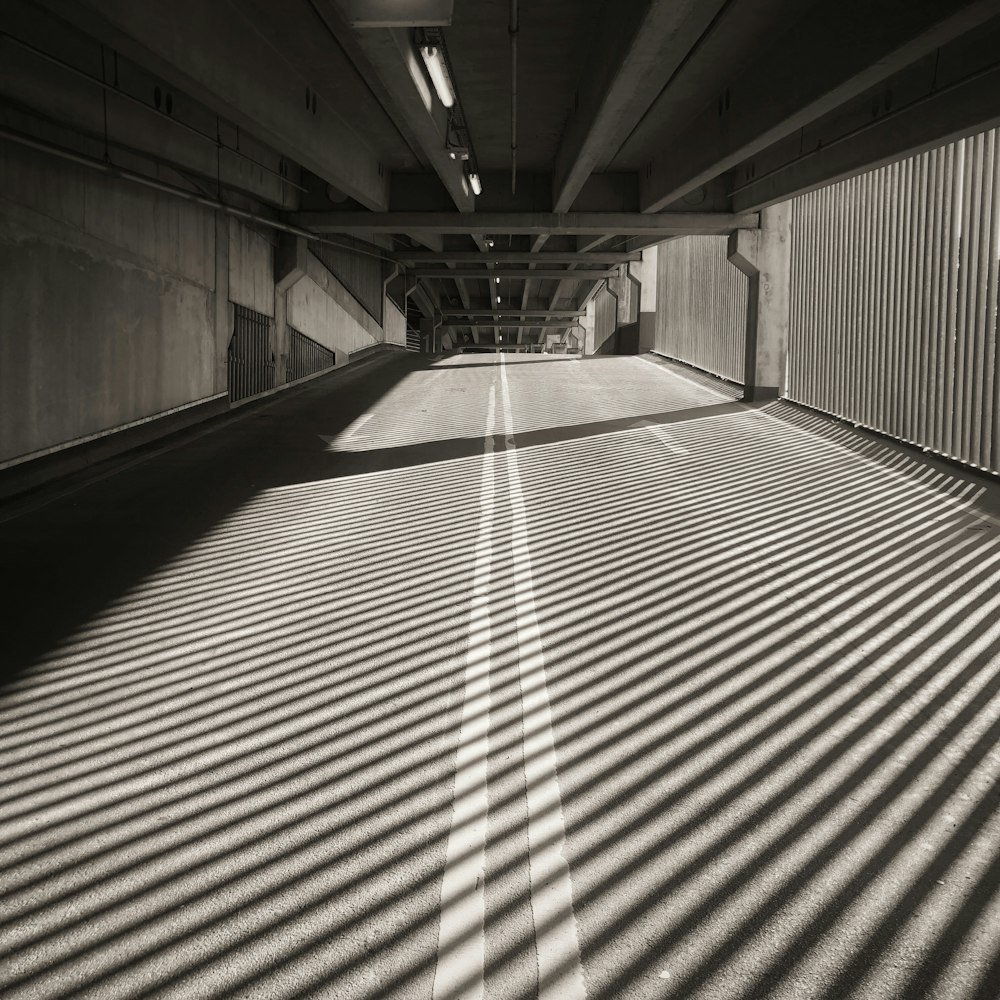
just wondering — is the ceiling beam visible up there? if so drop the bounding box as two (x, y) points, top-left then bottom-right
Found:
(731, 40), (1000, 211)
(339, 0), (453, 27)
(440, 320), (582, 329)
(309, 3), (473, 211)
(407, 268), (615, 279)
(291, 211), (759, 235)
(552, 0), (730, 213)
(36, 0), (391, 209)
(441, 309), (584, 317)
(394, 251), (642, 263)
(639, 0), (1000, 212)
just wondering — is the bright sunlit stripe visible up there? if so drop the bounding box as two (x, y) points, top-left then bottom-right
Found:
(498, 355), (587, 1000)
(432, 381), (496, 1000)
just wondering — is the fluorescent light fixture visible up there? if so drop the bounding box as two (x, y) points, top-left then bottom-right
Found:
(420, 45), (455, 108)
(495, 276), (500, 284)
(469, 172), (482, 196)
(404, 48), (433, 113)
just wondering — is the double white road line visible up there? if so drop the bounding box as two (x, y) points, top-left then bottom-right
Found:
(433, 356), (586, 1000)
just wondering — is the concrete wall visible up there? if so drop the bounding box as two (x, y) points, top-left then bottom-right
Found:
(288, 270), (380, 357)
(0, 143), (219, 467)
(383, 296), (407, 348)
(229, 219), (275, 317)
(633, 245), (657, 352)
(0, 146), (399, 476)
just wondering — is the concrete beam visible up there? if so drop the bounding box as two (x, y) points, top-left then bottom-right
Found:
(727, 204), (790, 401)
(407, 268), (615, 280)
(291, 211), (759, 235)
(318, 17), (473, 212)
(275, 237), (309, 293)
(440, 310), (584, 318)
(730, 42), (1000, 211)
(37, 0), (391, 210)
(340, 0), (453, 27)
(440, 320), (583, 329)
(552, 0), (729, 212)
(639, 0), (1000, 213)
(394, 251), (642, 264)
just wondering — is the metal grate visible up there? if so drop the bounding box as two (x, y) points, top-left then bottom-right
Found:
(788, 128), (1000, 474)
(286, 326), (336, 383)
(405, 325), (421, 352)
(228, 304), (275, 403)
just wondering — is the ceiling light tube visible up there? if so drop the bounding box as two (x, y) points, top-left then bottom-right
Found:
(469, 172), (482, 196)
(420, 45), (455, 108)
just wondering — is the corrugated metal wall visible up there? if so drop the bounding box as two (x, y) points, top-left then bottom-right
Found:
(788, 129), (1000, 474)
(311, 236), (385, 325)
(653, 236), (747, 382)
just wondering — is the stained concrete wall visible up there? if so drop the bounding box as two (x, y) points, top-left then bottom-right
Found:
(0, 145), (398, 477)
(0, 143), (218, 466)
(288, 274), (378, 357)
(383, 296), (407, 348)
(228, 220), (275, 317)
(286, 248), (391, 358)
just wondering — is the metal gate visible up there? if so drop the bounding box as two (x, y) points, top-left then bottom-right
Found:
(286, 326), (336, 382)
(228, 304), (275, 403)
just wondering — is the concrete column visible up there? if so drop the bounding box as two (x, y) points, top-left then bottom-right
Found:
(420, 316), (435, 353)
(274, 236), (308, 385)
(581, 299), (597, 355)
(214, 212), (231, 395)
(631, 244), (657, 352)
(727, 204), (791, 401)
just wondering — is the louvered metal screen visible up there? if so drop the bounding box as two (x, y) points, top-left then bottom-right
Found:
(228, 304), (275, 403)
(286, 326), (336, 383)
(653, 236), (747, 382)
(788, 128), (1000, 474)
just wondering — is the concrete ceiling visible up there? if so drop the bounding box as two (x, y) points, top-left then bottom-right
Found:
(10, 0), (1000, 342)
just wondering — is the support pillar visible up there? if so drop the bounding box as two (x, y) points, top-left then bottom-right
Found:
(274, 236), (308, 385)
(419, 316), (435, 353)
(581, 299), (597, 356)
(630, 244), (657, 353)
(213, 212), (231, 396)
(727, 205), (790, 401)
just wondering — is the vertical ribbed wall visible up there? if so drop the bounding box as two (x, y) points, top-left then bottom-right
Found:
(653, 236), (747, 382)
(788, 129), (1000, 474)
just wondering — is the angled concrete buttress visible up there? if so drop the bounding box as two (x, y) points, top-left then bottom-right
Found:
(274, 236), (309, 386)
(727, 205), (791, 402)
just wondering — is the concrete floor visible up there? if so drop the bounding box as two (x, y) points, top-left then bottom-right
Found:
(1, 353), (999, 1000)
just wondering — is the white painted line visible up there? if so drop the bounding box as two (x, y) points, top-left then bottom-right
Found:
(498, 355), (588, 1000)
(637, 419), (690, 455)
(342, 411), (375, 439)
(432, 385), (496, 1000)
